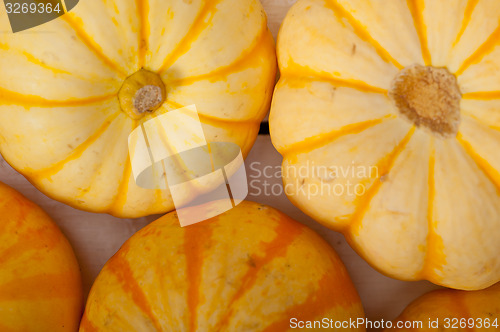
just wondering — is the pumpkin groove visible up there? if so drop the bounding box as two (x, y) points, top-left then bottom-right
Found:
(453, 0), (480, 47)
(406, 0), (432, 65)
(0, 87), (115, 107)
(324, 0), (404, 69)
(158, 0), (223, 74)
(61, 15), (128, 77)
(281, 73), (388, 94)
(349, 126), (416, 236)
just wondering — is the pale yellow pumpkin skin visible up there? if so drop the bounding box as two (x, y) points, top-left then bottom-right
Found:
(0, 182), (83, 332)
(270, 0), (500, 290)
(386, 283), (500, 331)
(0, 0), (276, 218)
(80, 201), (365, 331)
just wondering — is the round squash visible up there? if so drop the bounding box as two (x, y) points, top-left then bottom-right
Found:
(80, 201), (365, 331)
(0, 181), (83, 332)
(387, 283), (500, 331)
(0, 0), (276, 218)
(270, 0), (500, 290)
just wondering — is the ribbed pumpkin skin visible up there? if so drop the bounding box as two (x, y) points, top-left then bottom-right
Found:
(0, 182), (83, 332)
(270, 0), (500, 290)
(387, 283), (500, 331)
(0, 0), (276, 218)
(80, 201), (365, 331)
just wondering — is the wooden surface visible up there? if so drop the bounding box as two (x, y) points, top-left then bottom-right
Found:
(0, 0), (443, 329)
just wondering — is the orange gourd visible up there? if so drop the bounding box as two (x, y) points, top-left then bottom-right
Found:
(80, 201), (365, 331)
(387, 283), (500, 331)
(0, 181), (83, 332)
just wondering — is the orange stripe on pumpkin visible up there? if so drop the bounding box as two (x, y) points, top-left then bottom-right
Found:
(282, 116), (393, 157)
(164, 100), (260, 125)
(452, 0), (480, 46)
(216, 215), (305, 330)
(159, 0), (222, 74)
(282, 66), (388, 94)
(0, 272), (80, 301)
(456, 133), (500, 195)
(0, 86), (115, 108)
(324, 0), (404, 69)
(455, 23), (500, 76)
(419, 141), (447, 280)
(184, 222), (214, 332)
(61, 14), (127, 77)
(261, 273), (360, 332)
(406, 0), (432, 66)
(136, 0), (149, 68)
(349, 126), (416, 235)
(26, 112), (121, 180)
(462, 90), (500, 100)
(107, 251), (164, 331)
(0, 224), (61, 265)
(167, 21), (272, 86)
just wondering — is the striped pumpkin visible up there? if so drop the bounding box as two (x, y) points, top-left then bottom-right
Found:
(0, 0), (276, 218)
(0, 182), (83, 332)
(387, 282), (500, 331)
(80, 201), (364, 331)
(270, 0), (500, 290)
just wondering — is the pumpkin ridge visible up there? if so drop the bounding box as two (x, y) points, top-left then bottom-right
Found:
(463, 90), (500, 100)
(167, 22), (270, 87)
(26, 112), (121, 180)
(323, 0), (404, 70)
(452, 0), (480, 47)
(184, 223), (214, 332)
(282, 65), (388, 94)
(0, 86), (115, 107)
(456, 133), (500, 194)
(349, 127), (416, 235)
(158, 0), (223, 74)
(136, 0), (149, 68)
(215, 218), (304, 330)
(281, 116), (393, 156)
(455, 23), (500, 76)
(61, 15), (128, 77)
(406, 0), (432, 65)
(107, 252), (164, 331)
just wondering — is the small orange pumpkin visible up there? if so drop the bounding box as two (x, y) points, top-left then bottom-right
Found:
(0, 181), (83, 332)
(387, 283), (500, 331)
(80, 201), (365, 331)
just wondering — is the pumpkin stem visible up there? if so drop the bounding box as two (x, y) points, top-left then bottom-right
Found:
(118, 69), (166, 119)
(389, 64), (461, 138)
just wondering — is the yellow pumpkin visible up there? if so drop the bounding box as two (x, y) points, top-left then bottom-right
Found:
(270, 0), (500, 290)
(0, 181), (83, 332)
(80, 201), (365, 331)
(387, 283), (500, 331)
(0, 0), (276, 218)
